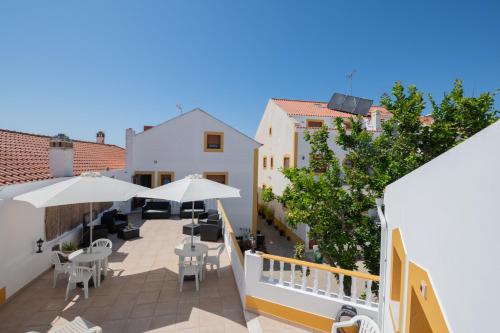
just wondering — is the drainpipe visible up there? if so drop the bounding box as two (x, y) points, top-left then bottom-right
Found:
(376, 197), (388, 332)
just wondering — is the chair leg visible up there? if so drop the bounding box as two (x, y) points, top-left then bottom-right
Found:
(179, 273), (184, 292)
(195, 274), (199, 291)
(65, 281), (70, 301)
(217, 260), (220, 278)
(53, 271), (58, 288)
(84, 281), (89, 299)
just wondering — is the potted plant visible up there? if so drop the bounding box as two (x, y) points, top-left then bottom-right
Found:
(264, 207), (274, 226)
(61, 241), (78, 254)
(258, 205), (265, 218)
(279, 229), (285, 237)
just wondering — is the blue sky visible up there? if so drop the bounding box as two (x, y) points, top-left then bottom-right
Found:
(0, 0), (498, 147)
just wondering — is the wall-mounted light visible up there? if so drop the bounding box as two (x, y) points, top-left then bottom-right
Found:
(154, 160), (158, 164)
(36, 238), (44, 253)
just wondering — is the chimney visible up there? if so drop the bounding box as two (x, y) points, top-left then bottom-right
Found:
(143, 125), (153, 132)
(96, 131), (105, 144)
(125, 128), (135, 174)
(371, 108), (381, 130)
(49, 133), (74, 178)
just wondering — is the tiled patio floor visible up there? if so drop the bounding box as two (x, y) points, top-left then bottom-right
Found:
(0, 214), (247, 333)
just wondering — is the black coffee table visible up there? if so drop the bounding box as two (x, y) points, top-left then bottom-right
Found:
(182, 224), (200, 236)
(118, 227), (140, 240)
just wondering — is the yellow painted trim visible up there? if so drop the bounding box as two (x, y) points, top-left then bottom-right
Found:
(390, 228), (407, 333)
(269, 126), (272, 136)
(263, 156), (267, 169)
(203, 172), (228, 185)
(306, 118), (325, 128)
(204, 131), (224, 152)
(133, 171), (156, 188)
(156, 171), (175, 187)
(0, 287), (5, 305)
(217, 200), (244, 265)
(405, 262), (449, 333)
(270, 155), (274, 169)
(293, 132), (299, 167)
(245, 295), (356, 333)
(261, 253), (380, 282)
(252, 148), (258, 235)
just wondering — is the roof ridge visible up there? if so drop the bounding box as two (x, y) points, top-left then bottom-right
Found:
(0, 128), (124, 150)
(271, 98), (386, 109)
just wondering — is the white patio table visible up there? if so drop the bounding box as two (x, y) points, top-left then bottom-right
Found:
(175, 242), (208, 281)
(68, 247), (112, 287)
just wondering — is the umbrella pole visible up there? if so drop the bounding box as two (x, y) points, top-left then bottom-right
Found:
(191, 201), (195, 250)
(89, 202), (93, 253)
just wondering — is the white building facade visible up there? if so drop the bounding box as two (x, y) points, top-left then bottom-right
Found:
(255, 97), (390, 244)
(125, 108), (261, 234)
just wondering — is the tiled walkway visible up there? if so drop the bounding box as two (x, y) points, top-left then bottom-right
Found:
(0, 214), (247, 333)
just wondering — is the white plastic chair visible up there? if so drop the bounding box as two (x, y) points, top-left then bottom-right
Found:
(49, 251), (71, 288)
(65, 264), (97, 300)
(26, 316), (102, 333)
(91, 238), (112, 276)
(331, 315), (380, 333)
(204, 243), (224, 278)
(179, 262), (201, 292)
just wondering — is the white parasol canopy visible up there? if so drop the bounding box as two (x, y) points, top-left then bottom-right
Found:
(136, 174), (240, 247)
(14, 172), (148, 249)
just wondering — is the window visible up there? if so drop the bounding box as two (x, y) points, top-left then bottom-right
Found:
(306, 119), (324, 128)
(283, 156), (290, 169)
(310, 154), (326, 173)
(263, 156), (267, 169)
(204, 172), (228, 184)
(270, 156), (274, 169)
(204, 132), (224, 152)
(269, 127), (272, 136)
(158, 172), (174, 186)
(343, 119), (352, 130)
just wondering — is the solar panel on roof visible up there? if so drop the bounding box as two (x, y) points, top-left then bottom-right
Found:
(327, 93), (373, 116)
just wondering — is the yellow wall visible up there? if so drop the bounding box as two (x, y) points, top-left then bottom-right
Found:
(0, 287), (5, 305)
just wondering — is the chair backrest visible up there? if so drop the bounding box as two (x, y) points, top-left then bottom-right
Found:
(215, 243), (225, 257)
(182, 236), (200, 244)
(69, 265), (89, 282)
(49, 251), (63, 265)
(332, 315), (380, 333)
(92, 238), (112, 249)
(183, 262), (200, 276)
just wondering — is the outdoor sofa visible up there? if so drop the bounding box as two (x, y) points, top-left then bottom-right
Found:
(197, 209), (219, 223)
(180, 201), (205, 218)
(142, 200), (171, 219)
(81, 224), (108, 248)
(101, 209), (128, 233)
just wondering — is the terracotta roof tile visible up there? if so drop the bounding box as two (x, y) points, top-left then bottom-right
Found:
(271, 98), (391, 119)
(0, 129), (125, 186)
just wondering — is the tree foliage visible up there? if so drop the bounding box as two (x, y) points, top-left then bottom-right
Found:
(265, 79), (498, 277)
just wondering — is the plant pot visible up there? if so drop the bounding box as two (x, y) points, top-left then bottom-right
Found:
(286, 236), (291, 241)
(279, 230), (285, 236)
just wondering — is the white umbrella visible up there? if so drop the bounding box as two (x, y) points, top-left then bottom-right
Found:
(136, 174), (240, 247)
(14, 172), (148, 250)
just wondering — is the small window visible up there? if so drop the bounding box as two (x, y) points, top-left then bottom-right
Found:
(263, 156), (267, 169)
(158, 172), (174, 186)
(269, 127), (272, 136)
(311, 154), (326, 173)
(204, 132), (224, 152)
(283, 156), (290, 169)
(205, 172), (228, 184)
(343, 119), (352, 130)
(306, 119), (324, 128)
(270, 156), (274, 169)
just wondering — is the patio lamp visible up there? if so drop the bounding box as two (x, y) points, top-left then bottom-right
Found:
(36, 238), (44, 253)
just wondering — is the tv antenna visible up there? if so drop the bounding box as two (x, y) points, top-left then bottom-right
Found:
(346, 69), (356, 95)
(176, 104), (183, 114)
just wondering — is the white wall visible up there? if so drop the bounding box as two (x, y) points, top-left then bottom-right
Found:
(0, 169), (126, 299)
(382, 120), (500, 333)
(127, 109), (260, 234)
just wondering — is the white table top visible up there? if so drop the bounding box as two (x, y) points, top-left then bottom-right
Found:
(68, 247), (112, 263)
(174, 242), (208, 258)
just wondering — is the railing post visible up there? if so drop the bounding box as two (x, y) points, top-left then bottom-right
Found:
(301, 266), (307, 290)
(290, 263), (296, 288)
(351, 277), (358, 302)
(326, 272), (332, 297)
(279, 261), (284, 285)
(366, 280), (373, 306)
(338, 274), (344, 298)
(313, 269), (319, 294)
(268, 259), (274, 283)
